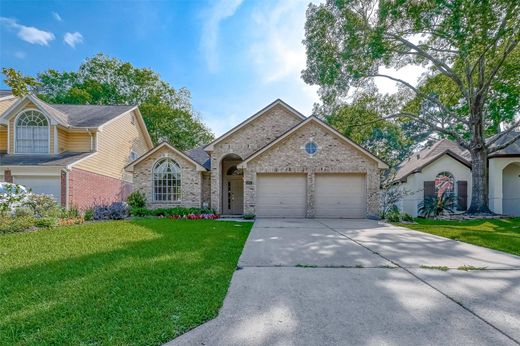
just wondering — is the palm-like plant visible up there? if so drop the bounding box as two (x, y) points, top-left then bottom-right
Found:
(418, 191), (457, 218)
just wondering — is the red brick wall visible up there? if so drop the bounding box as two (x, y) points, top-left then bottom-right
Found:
(68, 168), (132, 210)
(4, 169), (13, 183)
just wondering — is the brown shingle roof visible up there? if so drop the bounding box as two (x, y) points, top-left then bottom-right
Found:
(394, 139), (470, 182)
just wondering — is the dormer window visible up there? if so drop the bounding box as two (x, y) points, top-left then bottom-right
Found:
(15, 110), (49, 154)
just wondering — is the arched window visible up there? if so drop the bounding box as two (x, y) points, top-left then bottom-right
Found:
(153, 158), (181, 202)
(435, 172), (455, 198)
(16, 110), (49, 153)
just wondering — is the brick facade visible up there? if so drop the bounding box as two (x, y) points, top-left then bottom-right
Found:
(209, 104), (303, 213)
(242, 120), (381, 218)
(68, 168), (132, 210)
(132, 145), (202, 209)
(131, 101), (384, 217)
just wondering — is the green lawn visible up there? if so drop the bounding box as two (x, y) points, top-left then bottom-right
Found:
(396, 218), (520, 256)
(0, 219), (252, 345)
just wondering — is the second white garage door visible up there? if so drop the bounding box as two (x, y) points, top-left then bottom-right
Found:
(256, 174), (307, 218)
(315, 174), (366, 218)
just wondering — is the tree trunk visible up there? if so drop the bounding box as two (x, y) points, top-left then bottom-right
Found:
(467, 147), (492, 214)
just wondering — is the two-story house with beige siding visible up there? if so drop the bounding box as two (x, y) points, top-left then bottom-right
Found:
(0, 92), (153, 210)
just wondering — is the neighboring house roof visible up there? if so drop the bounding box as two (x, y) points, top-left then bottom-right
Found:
(50, 104), (137, 127)
(488, 130), (520, 157)
(0, 90), (14, 99)
(0, 94), (136, 128)
(0, 151), (93, 167)
(185, 146), (211, 170)
(394, 139), (471, 182)
(125, 141), (207, 172)
(204, 99), (307, 151)
(238, 116), (389, 169)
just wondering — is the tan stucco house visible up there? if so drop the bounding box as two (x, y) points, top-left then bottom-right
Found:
(0, 92), (153, 209)
(395, 136), (520, 217)
(126, 99), (388, 218)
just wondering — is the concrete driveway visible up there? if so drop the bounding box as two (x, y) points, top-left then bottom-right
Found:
(168, 219), (520, 346)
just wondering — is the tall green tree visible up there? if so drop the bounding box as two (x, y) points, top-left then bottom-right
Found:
(318, 88), (416, 166)
(3, 54), (213, 150)
(303, 0), (520, 214)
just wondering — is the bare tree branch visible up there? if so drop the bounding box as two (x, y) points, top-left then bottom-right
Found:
(385, 33), (468, 98)
(385, 111), (467, 146)
(370, 73), (468, 125)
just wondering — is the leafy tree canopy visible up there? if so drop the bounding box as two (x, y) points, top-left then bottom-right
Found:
(303, 0), (520, 213)
(3, 54), (213, 150)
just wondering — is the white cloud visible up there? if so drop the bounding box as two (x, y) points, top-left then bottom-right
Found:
(245, 0), (320, 114)
(14, 51), (26, 59)
(200, 0), (243, 72)
(63, 32), (83, 48)
(52, 12), (62, 22)
(0, 17), (55, 45)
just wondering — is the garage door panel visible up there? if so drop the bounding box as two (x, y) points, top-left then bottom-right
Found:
(13, 176), (61, 203)
(256, 174), (306, 218)
(315, 174), (366, 218)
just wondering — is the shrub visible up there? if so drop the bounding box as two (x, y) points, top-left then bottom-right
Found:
(0, 184), (28, 216)
(92, 202), (129, 220)
(34, 217), (58, 228)
(242, 214), (256, 220)
(0, 216), (36, 234)
(130, 207), (152, 217)
(24, 194), (61, 218)
(127, 191), (147, 209)
(418, 191), (457, 218)
(385, 207), (401, 222)
(61, 206), (80, 219)
(84, 208), (94, 221)
(401, 213), (414, 222)
(14, 206), (34, 218)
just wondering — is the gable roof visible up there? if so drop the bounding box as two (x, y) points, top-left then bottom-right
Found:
(394, 139), (471, 182)
(125, 142), (207, 172)
(0, 90), (14, 100)
(488, 130), (520, 157)
(0, 94), (137, 128)
(185, 146), (211, 170)
(238, 116), (388, 169)
(204, 99), (307, 151)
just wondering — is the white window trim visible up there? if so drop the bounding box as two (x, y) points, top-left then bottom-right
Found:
(13, 108), (51, 155)
(151, 156), (182, 203)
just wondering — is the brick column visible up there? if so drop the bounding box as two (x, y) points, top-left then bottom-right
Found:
(60, 170), (67, 208)
(4, 169), (13, 183)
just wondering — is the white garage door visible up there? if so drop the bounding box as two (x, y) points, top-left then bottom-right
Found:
(256, 174), (307, 218)
(315, 174), (366, 218)
(14, 176), (61, 204)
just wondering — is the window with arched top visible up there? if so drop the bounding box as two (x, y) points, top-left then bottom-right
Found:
(16, 110), (49, 153)
(435, 171), (455, 198)
(153, 158), (181, 202)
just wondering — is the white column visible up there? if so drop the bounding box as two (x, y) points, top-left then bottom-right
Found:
(488, 159), (503, 214)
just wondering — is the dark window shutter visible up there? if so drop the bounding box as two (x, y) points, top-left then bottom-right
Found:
(424, 181), (435, 199)
(457, 180), (468, 211)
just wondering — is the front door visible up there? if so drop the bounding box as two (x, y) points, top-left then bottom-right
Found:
(223, 178), (243, 214)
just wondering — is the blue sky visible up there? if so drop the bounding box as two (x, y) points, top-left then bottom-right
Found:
(0, 0), (324, 136)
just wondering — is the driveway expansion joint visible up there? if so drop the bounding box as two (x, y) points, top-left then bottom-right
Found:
(316, 220), (520, 345)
